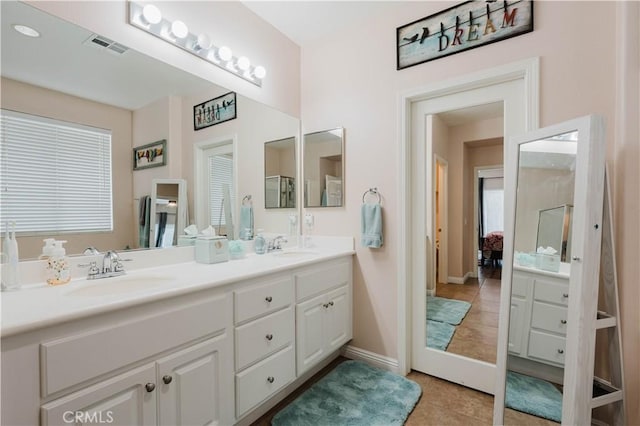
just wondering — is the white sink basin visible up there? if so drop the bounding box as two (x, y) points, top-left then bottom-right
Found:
(66, 274), (176, 297)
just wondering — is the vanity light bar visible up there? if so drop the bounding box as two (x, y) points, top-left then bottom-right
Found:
(128, 1), (265, 87)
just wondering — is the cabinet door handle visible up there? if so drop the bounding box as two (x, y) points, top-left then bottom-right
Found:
(265, 296), (273, 303)
(562, 293), (569, 298)
(266, 334), (274, 341)
(267, 376), (275, 384)
(560, 319), (567, 324)
(557, 349), (564, 354)
(162, 375), (173, 384)
(145, 383), (156, 392)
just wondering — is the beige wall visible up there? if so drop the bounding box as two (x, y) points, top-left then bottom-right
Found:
(301, 2), (638, 422)
(1, 77), (134, 258)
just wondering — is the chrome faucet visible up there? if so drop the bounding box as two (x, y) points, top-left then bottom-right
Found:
(80, 249), (128, 280)
(103, 250), (124, 274)
(267, 235), (288, 252)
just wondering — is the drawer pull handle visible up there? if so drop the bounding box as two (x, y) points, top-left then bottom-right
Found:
(557, 349), (564, 354)
(328, 301), (334, 307)
(267, 376), (275, 384)
(265, 296), (273, 303)
(562, 293), (569, 298)
(266, 334), (274, 341)
(145, 383), (156, 393)
(560, 319), (567, 324)
(323, 303), (329, 309)
(162, 375), (173, 384)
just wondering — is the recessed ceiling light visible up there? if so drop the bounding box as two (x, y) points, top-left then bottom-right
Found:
(13, 24), (40, 38)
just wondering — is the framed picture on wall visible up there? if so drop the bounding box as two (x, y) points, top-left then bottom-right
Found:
(194, 91), (237, 130)
(133, 139), (166, 171)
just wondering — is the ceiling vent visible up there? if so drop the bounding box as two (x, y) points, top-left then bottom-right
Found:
(84, 34), (129, 55)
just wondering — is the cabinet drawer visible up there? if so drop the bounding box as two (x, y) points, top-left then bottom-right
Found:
(235, 307), (294, 370)
(511, 273), (529, 297)
(534, 278), (569, 306)
(531, 302), (568, 335)
(235, 276), (293, 324)
(235, 345), (295, 418)
(40, 294), (230, 397)
(295, 260), (350, 302)
(527, 330), (566, 366)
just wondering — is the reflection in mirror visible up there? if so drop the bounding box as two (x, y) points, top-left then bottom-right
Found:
(505, 131), (577, 423)
(264, 137), (296, 209)
(303, 128), (344, 207)
(1, 1), (300, 258)
(149, 179), (187, 248)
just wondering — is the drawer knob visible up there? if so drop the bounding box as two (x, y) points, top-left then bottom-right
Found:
(557, 349), (564, 354)
(266, 334), (274, 341)
(162, 375), (173, 384)
(562, 293), (569, 298)
(265, 296), (273, 303)
(328, 301), (334, 307)
(267, 376), (275, 384)
(323, 303), (329, 309)
(145, 383), (156, 393)
(560, 319), (567, 324)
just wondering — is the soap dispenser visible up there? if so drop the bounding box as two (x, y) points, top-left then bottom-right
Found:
(39, 238), (55, 260)
(254, 229), (267, 255)
(47, 240), (70, 286)
(1, 221), (21, 291)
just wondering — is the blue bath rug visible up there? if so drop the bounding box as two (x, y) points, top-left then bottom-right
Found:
(426, 319), (456, 350)
(505, 370), (562, 423)
(271, 360), (422, 426)
(426, 296), (471, 325)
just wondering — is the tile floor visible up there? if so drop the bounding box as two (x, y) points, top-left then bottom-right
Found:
(253, 356), (557, 425)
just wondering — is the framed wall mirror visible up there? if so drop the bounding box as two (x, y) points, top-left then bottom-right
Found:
(303, 128), (344, 208)
(264, 137), (296, 209)
(149, 179), (188, 248)
(495, 115), (606, 425)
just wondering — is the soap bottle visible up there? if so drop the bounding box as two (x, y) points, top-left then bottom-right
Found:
(254, 229), (266, 255)
(47, 240), (71, 286)
(39, 238), (55, 260)
(1, 221), (21, 291)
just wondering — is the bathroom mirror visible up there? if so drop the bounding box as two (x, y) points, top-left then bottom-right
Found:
(495, 115), (606, 425)
(148, 179), (188, 248)
(303, 127), (344, 207)
(264, 137), (296, 209)
(0, 1), (301, 259)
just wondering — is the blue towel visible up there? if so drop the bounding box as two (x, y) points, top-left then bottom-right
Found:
(239, 205), (253, 240)
(361, 203), (383, 248)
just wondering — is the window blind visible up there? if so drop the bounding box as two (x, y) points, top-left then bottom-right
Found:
(208, 153), (233, 227)
(0, 110), (113, 234)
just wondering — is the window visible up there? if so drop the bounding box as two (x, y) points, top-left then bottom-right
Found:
(204, 144), (234, 231)
(0, 110), (113, 234)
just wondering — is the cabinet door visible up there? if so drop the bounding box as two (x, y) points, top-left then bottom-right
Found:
(325, 285), (351, 352)
(41, 364), (156, 426)
(156, 334), (233, 426)
(508, 297), (526, 355)
(295, 293), (326, 375)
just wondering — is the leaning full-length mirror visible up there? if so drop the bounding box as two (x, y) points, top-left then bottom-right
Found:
(264, 137), (296, 209)
(0, 1), (300, 258)
(496, 116), (607, 425)
(303, 128), (344, 207)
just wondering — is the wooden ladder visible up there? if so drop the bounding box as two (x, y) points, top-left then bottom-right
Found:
(590, 168), (625, 424)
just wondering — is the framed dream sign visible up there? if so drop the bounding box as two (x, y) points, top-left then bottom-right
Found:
(194, 91), (237, 130)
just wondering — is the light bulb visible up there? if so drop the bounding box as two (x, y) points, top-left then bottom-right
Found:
(218, 46), (232, 62)
(195, 33), (211, 51)
(170, 20), (188, 39)
(253, 65), (267, 79)
(237, 56), (250, 71)
(141, 4), (162, 26)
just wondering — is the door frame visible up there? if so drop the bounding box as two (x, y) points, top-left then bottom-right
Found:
(434, 155), (448, 288)
(397, 58), (539, 381)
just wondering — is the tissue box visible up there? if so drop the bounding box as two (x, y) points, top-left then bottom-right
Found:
(195, 236), (229, 264)
(536, 253), (560, 272)
(177, 235), (197, 247)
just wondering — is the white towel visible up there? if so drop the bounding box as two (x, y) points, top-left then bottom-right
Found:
(361, 203), (383, 248)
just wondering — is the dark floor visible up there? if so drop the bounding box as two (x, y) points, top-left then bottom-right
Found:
(252, 356), (557, 426)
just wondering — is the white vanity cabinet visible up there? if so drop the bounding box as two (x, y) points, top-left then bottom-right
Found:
(294, 259), (352, 376)
(509, 267), (569, 369)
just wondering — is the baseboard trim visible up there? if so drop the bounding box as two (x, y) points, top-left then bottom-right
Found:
(447, 271), (473, 284)
(342, 345), (400, 374)
(426, 288), (436, 297)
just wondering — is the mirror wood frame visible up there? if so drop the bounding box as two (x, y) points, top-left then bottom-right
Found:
(494, 115), (606, 425)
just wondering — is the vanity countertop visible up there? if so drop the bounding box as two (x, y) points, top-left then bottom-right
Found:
(513, 262), (570, 279)
(1, 245), (354, 338)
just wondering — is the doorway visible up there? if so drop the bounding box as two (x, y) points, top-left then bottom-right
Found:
(400, 58), (539, 396)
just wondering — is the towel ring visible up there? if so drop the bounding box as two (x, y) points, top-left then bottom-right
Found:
(242, 195), (252, 205)
(362, 188), (381, 204)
